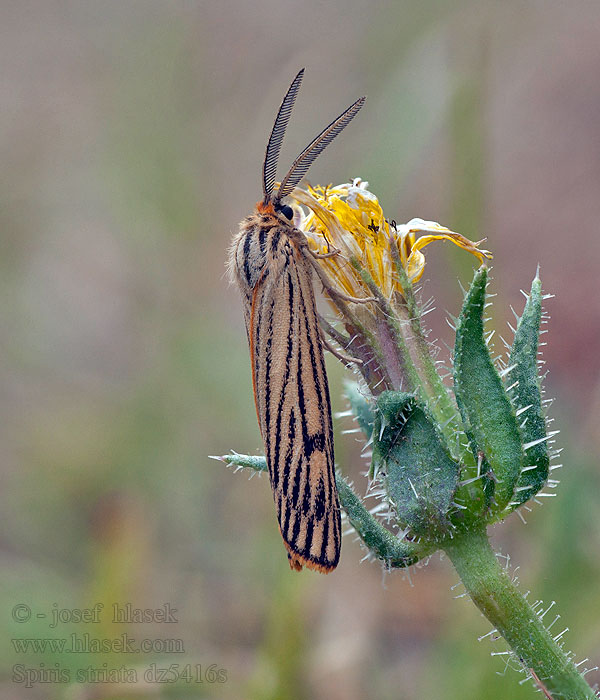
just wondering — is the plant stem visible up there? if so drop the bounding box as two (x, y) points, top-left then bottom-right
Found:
(388, 237), (463, 454)
(443, 528), (597, 700)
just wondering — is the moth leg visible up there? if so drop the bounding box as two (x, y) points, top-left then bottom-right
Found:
(320, 330), (363, 365)
(306, 254), (376, 304)
(310, 247), (341, 259)
(303, 223), (340, 259)
(328, 287), (377, 304)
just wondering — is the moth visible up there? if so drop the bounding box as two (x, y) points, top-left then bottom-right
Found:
(228, 69), (365, 572)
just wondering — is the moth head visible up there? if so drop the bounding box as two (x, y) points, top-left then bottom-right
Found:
(255, 198), (298, 227)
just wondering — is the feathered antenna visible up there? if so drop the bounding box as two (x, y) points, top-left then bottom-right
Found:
(262, 69), (305, 202)
(276, 95), (366, 201)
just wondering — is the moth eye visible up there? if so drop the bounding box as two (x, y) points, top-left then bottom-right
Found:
(279, 205), (294, 221)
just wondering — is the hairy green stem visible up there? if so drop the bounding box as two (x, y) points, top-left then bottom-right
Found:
(388, 236), (464, 454)
(443, 528), (596, 700)
(349, 256), (422, 394)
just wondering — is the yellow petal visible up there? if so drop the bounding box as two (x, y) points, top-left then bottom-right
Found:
(290, 181), (492, 305)
(410, 231), (492, 265)
(406, 249), (426, 282)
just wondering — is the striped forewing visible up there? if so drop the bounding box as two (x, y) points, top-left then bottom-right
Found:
(248, 228), (341, 572)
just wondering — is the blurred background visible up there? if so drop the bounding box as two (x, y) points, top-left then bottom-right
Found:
(1, 1), (599, 699)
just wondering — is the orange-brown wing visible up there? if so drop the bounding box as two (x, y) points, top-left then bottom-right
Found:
(249, 235), (341, 572)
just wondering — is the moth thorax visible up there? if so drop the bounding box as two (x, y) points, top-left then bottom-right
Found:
(234, 218), (270, 290)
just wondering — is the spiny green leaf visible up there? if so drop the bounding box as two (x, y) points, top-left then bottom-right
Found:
(372, 391), (459, 539)
(454, 267), (523, 513)
(336, 477), (431, 567)
(506, 273), (549, 508)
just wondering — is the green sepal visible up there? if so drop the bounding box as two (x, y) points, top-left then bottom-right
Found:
(372, 391), (460, 539)
(217, 453), (428, 568)
(453, 267), (524, 513)
(344, 380), (374, 439)
(506, 273), (549, 508)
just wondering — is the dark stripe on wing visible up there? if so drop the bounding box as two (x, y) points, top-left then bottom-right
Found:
(249, 231), (340, 571)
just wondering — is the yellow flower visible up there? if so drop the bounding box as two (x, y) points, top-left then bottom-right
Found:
(291, 178), (492, 300)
